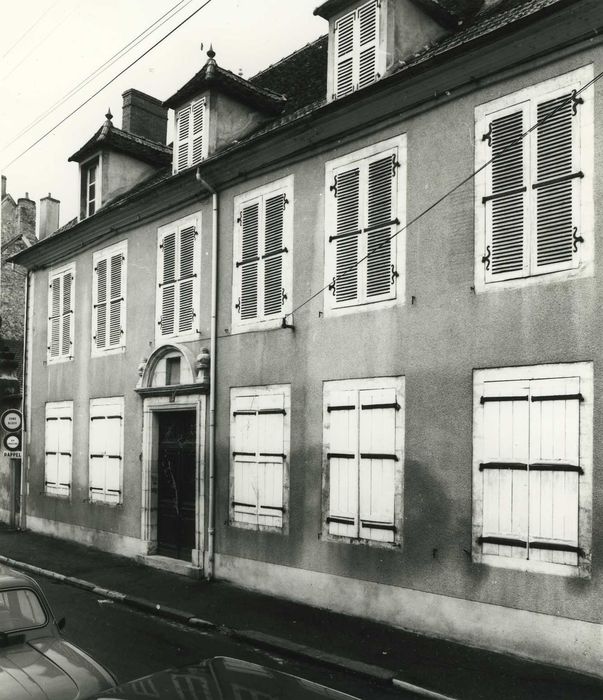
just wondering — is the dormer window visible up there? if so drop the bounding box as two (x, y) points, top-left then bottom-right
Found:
(80, 156), (100, 220)
(334, 0), (380, 99)
(174, 97), (206, 173)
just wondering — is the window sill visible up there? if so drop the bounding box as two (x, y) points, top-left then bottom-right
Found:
(91, 345), (126, 359)
(474, 261), (593, 294)
(323, 295), (402, 319)
(320, 532), (400, 549)
(88, 498), (123, 508)
(46, 356), (74, 365)
(474, 553), (589, 578)
(229, 519), (286, 534)
(230, 317), (289, 335)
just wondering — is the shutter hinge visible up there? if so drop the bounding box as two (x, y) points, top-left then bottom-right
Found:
(328, 277), (336, 296)
(481, 245), (491, 271)
(158, 317), (162, 326)
(482, 123), (493, 147)
(235, 298), (241, 313)
(573, 227), (584, 253)
(236, 213), (242, 224)
(390, 265), (399, 285)
(282, 288), (287, 303)
(159, 243), (163, 250)
(571, 90), (584, 116)
(391, 154), (400, 176)
(329, 176), (338, 198)
(283, 196), (289, 209)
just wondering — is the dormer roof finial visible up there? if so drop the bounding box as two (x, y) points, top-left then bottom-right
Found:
(105, 109), (113, 122)
(207, 44), (216, 61)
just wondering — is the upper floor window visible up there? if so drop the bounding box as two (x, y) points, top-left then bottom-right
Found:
(324, 135), (405, 314)
(92, 241), (127, 355)
(174, 98), (206, 173)
(474, 65), (594, 292)
(47, 263), (75, 363)
(81, 157), (100, 219)
(333, 0), (380, 99)
(156, 214), (201, 341)
(232, 176), (293, 332)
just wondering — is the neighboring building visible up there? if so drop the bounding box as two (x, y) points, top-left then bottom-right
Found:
(10, 0), (603, 677)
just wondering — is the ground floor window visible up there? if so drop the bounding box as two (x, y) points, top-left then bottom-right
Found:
(473, 363), (592, 576)
(44, 401), (72, 497)
(89, 396), (124, 504)
(322, 376), (404, 545)
(230, 385), (290, 531)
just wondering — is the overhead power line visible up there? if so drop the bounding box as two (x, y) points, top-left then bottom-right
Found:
(1, 0), (215, 170)
(2, 0), (63, 59)
(4, 0), (196, 148)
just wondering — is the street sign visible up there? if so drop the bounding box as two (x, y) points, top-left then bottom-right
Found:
(4, 434), (21, 451)
(1, 410), (22, 433)
(2, 452), (21, 459)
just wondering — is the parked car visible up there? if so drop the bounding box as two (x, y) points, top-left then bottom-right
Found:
(0, 565), (116, 699)
(92, 655), (361, 699)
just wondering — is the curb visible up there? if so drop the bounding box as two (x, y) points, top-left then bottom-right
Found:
(0, 554), (459, 699)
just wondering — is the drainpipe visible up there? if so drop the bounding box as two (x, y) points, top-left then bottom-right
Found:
(19, 270), (31, 531)
(196, 170), (218, 580)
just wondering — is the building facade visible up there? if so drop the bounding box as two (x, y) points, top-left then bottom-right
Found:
(11, 0), (603, 677)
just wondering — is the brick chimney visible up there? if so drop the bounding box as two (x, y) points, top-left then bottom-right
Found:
(16, 193), (36, 243)
(122, 89), (168, 144)
(1, 175), (6, 198)
(39, 193), (60, 239)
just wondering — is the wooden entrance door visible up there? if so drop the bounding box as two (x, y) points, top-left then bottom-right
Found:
(157, 411), (196, 560)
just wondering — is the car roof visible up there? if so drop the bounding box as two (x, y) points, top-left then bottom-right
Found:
(0, 564), (42, 591)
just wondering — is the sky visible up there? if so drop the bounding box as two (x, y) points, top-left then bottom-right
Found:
(0, 0), (325, 232)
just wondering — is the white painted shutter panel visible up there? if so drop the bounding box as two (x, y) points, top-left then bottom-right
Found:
(89, 410), (106, 502)
(483, 107), (529, 282)
(233, 396), (259, 524)
(533, 93), (580, 273)
(61, 271), (73, 357)
(178, 224), (196, 333)
(104, 415), (123, 504)
(176, 106), (191, 172)
(480, 380), (529, 559)
(326, 389), (358, 538)
(109, 252), (123, 346)
(94, 258), (108, 349)
(335, 10), (355, 98)
(160, 232), (176, 336)
(237, 202), (260, 321)
(331, 167), (360, 305)
(529, 377), (580, 566)
(44, 410), (60, 493)
(365, 154), (396, 300)
(263, 193), (287, 317)
(49, 277), (61, 358)
(358, 1), (378, 89)
(359, 388), (397, 543)
(56, 415), (72, 495)
(191, 99), (206, 166)
(257, 394), (285, 528)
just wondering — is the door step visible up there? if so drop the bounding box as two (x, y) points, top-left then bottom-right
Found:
(138, 554), (202, 579)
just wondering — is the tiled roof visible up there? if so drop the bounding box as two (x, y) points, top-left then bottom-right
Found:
(68, 118), (171, 166)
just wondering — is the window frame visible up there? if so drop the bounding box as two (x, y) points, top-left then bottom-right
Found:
(80, 155), (101, 221)
(229, 384), (291, 533)
(323, 135), (406, 316)
(44, 400), (73, 499)
(472, 362), (593, 578)
(47, 262), (75, 364)
(474, 65), (594, 293)
(321, 376), (405, 547)
(231, 175), (294, 333)
(91, 240), (127, 357)
(173, 97), (207, 174)
(88, 396), (125, 506)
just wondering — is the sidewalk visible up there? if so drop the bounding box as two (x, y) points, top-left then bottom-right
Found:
(0, 527), (600, 700)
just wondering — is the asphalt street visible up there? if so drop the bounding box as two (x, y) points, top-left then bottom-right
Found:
(35, 575), (420, 700)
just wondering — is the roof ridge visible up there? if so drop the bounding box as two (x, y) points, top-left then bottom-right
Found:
(250, 34), (328, 82)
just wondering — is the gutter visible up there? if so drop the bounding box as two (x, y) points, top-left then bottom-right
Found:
(196, 169), (218, 581)
(19, 271), (31, 531)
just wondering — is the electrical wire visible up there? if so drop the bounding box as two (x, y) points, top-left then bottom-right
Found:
(1, 0), (215, 170)
(3, 0), (195, 149)
(2, 0), (63, 59)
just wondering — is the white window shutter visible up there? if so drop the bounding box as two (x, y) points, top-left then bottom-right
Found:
(191, 99), (206, 166)
(262, 193), (287, 317)
(358, 388), (397, 543)
(160, 232), (176, 336)
(57, 416), (72, 493)
(232, 397), (259, 524)
(365, 154), (396, 300)
(89, 409), (106, 501)
(44, 412), (59, 492)
(45, 404), (72, 496)
(257, 394), (285, 528)
(335, 11), (355, 98)
(61, 271), (73, 357)
(331, 167), (360, 305)
(178, 225), (196, 333)
(326, 389), (358, 538)
(237, 202), (260, 320)
(483, 107), (529, 282)
(109, 253), (123, 346)
(49, 278), (61, 358)
(533, 94), (580, 274)
(480, 380), (529, 559)
(357, 1), (379, 89)
(528, 377), (580, 566)
(104, 416), (123, 504)
(176, 106), (191, 172)
(95, 258), (107, 349)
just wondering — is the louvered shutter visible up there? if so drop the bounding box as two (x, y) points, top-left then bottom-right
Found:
(358, 1), (378, 89)
(326, 389), (358, 538)
(257, 394), (285, 527)
(480, 380), (529, 559)
(237, 202), (260, 320)
(365, 154), (396, 300)
(175, 106), (191, 172)
(483, 107), (529, 282)
(358, 388), (397, 543)
(528, 377), (580, 566)
(332, 167), (360, 305)
(95, 258), (107, 349)
(160, 232), (176, 336)
(61, 271), (73, 357)
(178, 224), (196, 333)
(232, 396), (259, 524)
(335, 10), (355, 98)
(191, 99), (206, 166)
(49, 277), (61, 358)
(532, 93), (580, 273)
(263, 193), (286, 317)
(109, 252), (123, 346)
(44, 411), (59, 493)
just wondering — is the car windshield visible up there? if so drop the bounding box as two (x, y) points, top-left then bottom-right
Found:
(0, 588), (47, 632)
